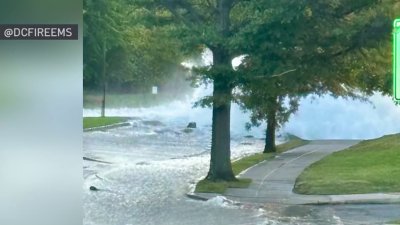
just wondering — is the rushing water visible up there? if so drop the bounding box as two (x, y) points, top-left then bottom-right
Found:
(83, 85), (277, 225)
(83, 84), (400, 225)
(83, 120), (274, 225)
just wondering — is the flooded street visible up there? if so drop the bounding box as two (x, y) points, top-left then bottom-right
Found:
(83, 117), (273, 225)
(83, 115), (400, 225)
(83, 87), (400, 225)
(84, 115), (400, 225)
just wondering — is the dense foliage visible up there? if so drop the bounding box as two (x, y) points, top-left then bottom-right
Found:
(235, 0), (398, 152)
(83, 0), (186, 92)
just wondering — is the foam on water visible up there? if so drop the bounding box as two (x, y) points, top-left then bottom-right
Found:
(204, 196), (237, 208)
(83, 108), (271, 225)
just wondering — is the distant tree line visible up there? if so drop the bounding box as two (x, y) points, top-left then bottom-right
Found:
(84, 0), (192, 115)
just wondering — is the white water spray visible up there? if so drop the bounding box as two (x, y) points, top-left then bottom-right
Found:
(284, 94), (400, 139)
(84, 49), (400, 140)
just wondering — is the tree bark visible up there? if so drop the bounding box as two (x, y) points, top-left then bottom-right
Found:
(206, 75), (236, 181)
(101, 81), (106, 117)
(264, 110), (277, 153)
(101, 40), (107, 118)
(264, 96), (278, 153)
(206, 0), (237, 181)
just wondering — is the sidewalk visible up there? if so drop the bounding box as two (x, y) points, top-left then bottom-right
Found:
(188, 140), (400, 205)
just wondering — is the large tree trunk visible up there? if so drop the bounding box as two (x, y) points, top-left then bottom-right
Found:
(264, 96), (278, 153)
(206, 75), (236, 181)
(206, 0), (236, 181)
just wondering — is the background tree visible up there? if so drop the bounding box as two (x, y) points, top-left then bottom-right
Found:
(235, 0), (395, 153)
(238, 81), (301, 153)
(84, 0), (186, 114)
(84, 0), (129, 116)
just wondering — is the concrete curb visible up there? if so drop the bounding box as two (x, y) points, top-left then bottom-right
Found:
(186, 193), (209, 201)
(323, 193), (400, 205)
(187, 191), (400, 205)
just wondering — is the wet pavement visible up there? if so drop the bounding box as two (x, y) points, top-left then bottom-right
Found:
(190, 140), (400, 224)
(223, 140), (399, 205)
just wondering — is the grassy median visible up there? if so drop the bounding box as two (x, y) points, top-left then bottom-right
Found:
(294, 133), (400, 195)
(83, 117), (129, 129)
(195, 135), (309, 193)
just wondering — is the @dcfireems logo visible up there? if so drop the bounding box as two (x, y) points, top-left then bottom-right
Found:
(0, 24), (78, 40)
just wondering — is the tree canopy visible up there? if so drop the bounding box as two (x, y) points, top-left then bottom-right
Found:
(234, 0), (397, 152)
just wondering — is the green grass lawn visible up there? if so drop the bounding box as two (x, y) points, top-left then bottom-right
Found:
(83, 117), (129, 129)
(294, 134), (400, 195)
(388, 220), (400, 225)
(195, 135), (310, 193)
(195, 179), (252, 193)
